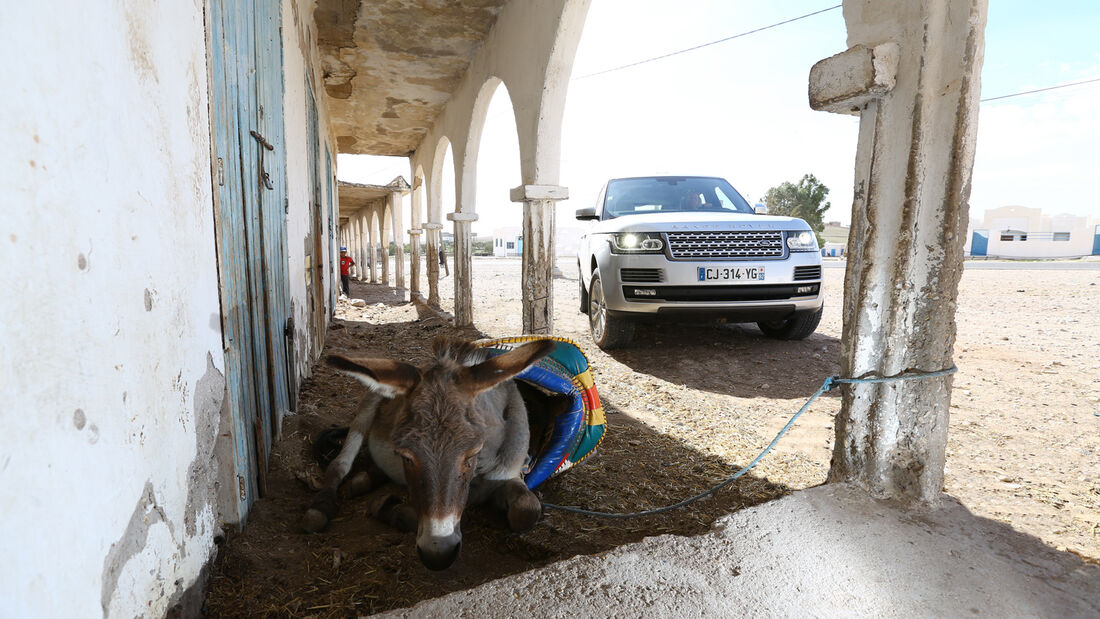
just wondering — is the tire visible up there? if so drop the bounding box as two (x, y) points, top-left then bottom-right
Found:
(757, 306), (823, 340)
(578, 264), (590, 314)
(588, 271), (634, 349)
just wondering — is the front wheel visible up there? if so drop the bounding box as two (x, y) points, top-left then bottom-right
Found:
(757, 306), (823, 340)
(589, 271), (634, 349)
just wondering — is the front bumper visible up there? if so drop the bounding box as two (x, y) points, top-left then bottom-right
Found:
(600, 251), (824, 320)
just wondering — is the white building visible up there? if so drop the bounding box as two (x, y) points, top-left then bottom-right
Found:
(965, 205), (1100, 258)
(493, 226), (523, 256)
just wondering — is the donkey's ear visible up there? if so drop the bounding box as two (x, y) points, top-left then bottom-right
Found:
(459, 340), (555, 395)
(326, 355), (420, 398)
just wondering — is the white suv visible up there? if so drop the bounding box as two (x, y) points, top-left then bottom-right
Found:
(576, 176), (824, 349)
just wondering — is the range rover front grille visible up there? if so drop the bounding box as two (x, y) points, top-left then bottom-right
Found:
(620, 268), (664, 283)
(793, 265), (822, 280)
(665, 231), (785, 259)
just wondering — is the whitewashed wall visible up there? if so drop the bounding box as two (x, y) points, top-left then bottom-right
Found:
(0, 1), (339, 615)
(284, 0), (338, 382)
(0, 2), (224, 617)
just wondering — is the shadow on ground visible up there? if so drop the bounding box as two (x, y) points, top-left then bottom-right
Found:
(604, 321), (842, 400)
(202, 282), (796, 617)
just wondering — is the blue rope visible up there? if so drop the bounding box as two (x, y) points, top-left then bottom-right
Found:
(542, 365), (958, 519)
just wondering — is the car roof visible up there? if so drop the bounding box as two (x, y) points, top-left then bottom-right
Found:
(607, 175), (725, 183)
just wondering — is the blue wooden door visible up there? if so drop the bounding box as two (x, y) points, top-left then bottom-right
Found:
(1093, 225), (1100, 255)
(208, 0), (290, 521)
(971, 230), (988, 256)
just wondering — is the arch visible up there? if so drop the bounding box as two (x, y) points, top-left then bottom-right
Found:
(477, 79), (523, 225)
(412, 163), (426, 228)
(429, 136), (453, 224)
(458, 76), (504, 215)
(501, 1), (589, 184)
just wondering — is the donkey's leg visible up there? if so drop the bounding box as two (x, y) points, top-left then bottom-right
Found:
(367, 484), (417, 533)
(488, 478), (541, 532)
(347, 459), (385, 498)
(478, 384), (541, 531)
(302, 395), (381, 533)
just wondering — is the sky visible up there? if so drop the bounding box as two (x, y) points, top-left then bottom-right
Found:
(337, 1), (1100, 236)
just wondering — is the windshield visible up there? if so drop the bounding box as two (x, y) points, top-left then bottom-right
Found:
(601, 177), (754, 219)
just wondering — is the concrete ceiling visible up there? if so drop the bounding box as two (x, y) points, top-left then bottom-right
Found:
(316, 0), (510, 156)
(338, 178), (410, 221)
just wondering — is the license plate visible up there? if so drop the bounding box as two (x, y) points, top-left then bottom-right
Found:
(697, 266), (765, 282)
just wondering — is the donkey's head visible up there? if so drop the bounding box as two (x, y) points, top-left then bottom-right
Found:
(326, 337), (553, 570)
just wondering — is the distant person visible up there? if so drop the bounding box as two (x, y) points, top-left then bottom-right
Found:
(339, 246), (354, 296)
(439, 246), (449, 277)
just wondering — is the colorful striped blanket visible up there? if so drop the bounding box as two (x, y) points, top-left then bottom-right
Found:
(476, 336), (605, 489)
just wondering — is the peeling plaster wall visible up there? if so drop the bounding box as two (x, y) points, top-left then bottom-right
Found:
(284, 0), (340, 383)
(0, 2), (225, 617)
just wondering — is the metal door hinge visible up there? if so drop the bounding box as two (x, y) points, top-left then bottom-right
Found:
(216, 157), (224, 186)
(250, 130), (275, 190)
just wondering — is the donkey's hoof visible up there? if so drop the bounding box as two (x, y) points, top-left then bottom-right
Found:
(508, 494), (541, 532)
(348, 471), (373, 497)
(301, 508), (330, 533)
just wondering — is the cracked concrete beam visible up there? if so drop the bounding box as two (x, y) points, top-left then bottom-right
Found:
(809, 42), (899, 115)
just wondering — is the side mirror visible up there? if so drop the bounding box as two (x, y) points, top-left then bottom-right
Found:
(575, 207), (599, 221)
(753, 203), (768, 215)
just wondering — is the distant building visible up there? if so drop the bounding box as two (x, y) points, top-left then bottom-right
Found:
(821, 223), (849, 257)
(490, 226), (584, 258)
(965, 206), (1100, 258)
(492, 227), (522, 257)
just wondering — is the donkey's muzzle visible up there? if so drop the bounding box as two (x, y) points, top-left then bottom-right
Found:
(417, 538), (461, 571)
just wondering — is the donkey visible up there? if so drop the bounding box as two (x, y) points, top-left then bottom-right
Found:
(302, 337), (555, 570)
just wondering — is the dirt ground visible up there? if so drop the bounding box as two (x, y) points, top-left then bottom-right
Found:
(204, 257), (1100, 616)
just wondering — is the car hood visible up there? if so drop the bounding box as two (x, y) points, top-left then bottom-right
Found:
(588, 211), (812, 234)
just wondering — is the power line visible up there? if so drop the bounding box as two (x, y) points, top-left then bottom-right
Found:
(574, 4), (843, 80)
(980, 76), (1100, 103)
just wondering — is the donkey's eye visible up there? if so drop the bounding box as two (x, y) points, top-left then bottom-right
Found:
(463, 450), (481, 470)
(396, 450), (415, 466)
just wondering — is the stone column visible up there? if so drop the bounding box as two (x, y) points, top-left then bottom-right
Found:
(369, 209), (378, 283)
(348, 218), (358, 280)
(409, 178), (424, 298)
(447, 212), (478, 326)
(380, 209), (391, 286)
(511, 184), (567, 334)
(356, 213), (368, 281)
(423, 222), (443, 306)
(408, 229), (422, 297)
(390, 191), (406, 294)
(810, 0), (988, 505)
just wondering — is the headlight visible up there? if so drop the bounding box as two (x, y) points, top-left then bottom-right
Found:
(786, 231), (817, 251)
(609, 232), (664, 254)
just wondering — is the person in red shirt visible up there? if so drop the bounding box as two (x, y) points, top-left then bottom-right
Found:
(339, 247), (354, 296)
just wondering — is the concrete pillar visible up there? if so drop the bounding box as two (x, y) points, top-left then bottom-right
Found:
(348, 218), (358, 280)
(447, 212), (477, 326)
(811, 0), (988, 505)
(390, 191), (406, 293)
(380, 207), (391, 286)
(408, 229), (422, 297)
(409, 176), (424, 298)
(511, 184), (567, 333)
(368, 209), (378, 284)
(356, 213), (367, 281)
(423, 222), (442, 306)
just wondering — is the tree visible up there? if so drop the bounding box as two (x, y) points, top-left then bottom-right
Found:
(763, 174), (831, 248)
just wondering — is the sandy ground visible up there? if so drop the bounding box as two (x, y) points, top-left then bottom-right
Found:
(204, 256), (1099, 616)
(436, 257), (1100, 560)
